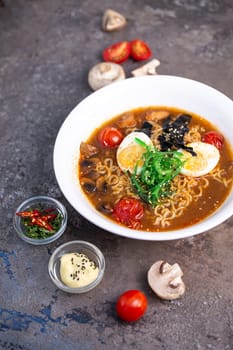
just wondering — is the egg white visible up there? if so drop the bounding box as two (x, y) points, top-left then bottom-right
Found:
(180, 141), (220, 177)
(116, 131), (152, 173)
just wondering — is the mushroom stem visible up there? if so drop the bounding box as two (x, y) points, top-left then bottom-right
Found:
(131, 59), (160, 77)
(160, 262), (183, 279)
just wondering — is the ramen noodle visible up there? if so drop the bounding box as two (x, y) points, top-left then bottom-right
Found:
(78, 107), (233, 231)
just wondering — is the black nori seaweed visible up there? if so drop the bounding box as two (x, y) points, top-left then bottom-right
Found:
(158, 114), (196, 155)
(137, 121), (153, 137)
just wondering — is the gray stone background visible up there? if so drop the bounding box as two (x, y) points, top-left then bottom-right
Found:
(0, 0), (233, 349)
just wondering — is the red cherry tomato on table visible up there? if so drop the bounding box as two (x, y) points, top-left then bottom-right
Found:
(98, 126), (123, 148)
(113, 198), (144, 229)
(116, 290), (147, 322)
(130, 39), (152, 61)
(103, 41), (131, 64)
(202, 131), (224, 150)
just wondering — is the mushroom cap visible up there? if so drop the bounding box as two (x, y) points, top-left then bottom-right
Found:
(88, 62), (125, 91)
(102, 9), (127, 32)
(147, 260), (185, 300)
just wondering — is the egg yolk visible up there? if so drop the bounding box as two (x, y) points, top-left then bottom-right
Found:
(117, 144), (145, 172)
(182, 150), (208, 172)
(180, 141), (220, 177)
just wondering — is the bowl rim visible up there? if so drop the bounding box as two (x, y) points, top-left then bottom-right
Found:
(48, 240), (106, 293)
(53, 75), (233, 241)
(13, 195), (68, 245)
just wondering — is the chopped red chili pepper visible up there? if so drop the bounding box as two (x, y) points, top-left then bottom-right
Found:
(16, 210), (40, 218)
(31, 217), (54, 231)
(41, 214), (57, 221)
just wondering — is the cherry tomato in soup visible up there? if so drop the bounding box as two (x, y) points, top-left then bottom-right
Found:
(202, 131), (224, 150)
(103, 41), (131, 64)
(116, 290), (147, 322)
(113, 198), (144, 229)
(98, 126), (123, 148)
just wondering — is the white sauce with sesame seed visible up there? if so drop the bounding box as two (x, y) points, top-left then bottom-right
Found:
(60, 252), (99, 288)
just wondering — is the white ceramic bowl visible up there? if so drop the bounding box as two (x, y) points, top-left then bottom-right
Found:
(53, 75), (233, 241)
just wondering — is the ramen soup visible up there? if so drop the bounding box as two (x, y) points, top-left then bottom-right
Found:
(78, 107), (233, 231)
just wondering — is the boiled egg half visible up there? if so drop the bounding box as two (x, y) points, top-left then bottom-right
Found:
(180, 141), (220, 177)
(117, 131), (153, 173)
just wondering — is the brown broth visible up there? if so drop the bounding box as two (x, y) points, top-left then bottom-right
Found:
(78, 107), (233, 231)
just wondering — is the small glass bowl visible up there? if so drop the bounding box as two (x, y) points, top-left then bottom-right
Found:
(48, 240), (105, 293)
(13, 196), (67, 245)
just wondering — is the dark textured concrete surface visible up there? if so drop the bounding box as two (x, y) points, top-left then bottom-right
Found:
(1, 1), (233, 349)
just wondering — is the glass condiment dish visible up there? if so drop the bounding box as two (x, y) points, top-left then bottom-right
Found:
(13, 195), (67, 245)
(48, 240), (105, 293)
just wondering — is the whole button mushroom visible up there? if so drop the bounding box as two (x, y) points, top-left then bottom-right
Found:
(102, 9), (127, 32)
(88, 62), (126, 91)
(147, 260), (185, 300)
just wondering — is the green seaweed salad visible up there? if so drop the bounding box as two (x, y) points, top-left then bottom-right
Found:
(130, 138), (184, 206)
